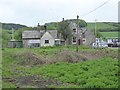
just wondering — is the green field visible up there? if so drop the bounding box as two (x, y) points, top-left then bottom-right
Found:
(87, 22), (118, 31)
(2, 47), (118, 88)
(100, 32), (119, 38)
(87, 22), (118, 38)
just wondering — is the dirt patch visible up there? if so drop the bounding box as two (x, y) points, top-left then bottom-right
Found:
(3, 75), (65, 88)
(45, 49), (118, 64)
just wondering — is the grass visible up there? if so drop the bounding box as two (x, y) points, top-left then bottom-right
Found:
(2, 81), (16, 88)
(2, 46), (118, 88)
(27, 57), (118, 88)
(0, 50), (2, 89)
(100, 32), (119, 38)
(87, 22), (117, 31)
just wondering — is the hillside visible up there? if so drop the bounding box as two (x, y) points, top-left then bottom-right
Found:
(87, 22), (119, 38)
(45, 19), (87, 30)
(87, 22), (118, 32)
(1, 23), (28, 30)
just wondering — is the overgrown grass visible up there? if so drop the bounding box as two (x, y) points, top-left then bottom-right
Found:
(2, 47), (118, 88)
(2, 81), (16, 88)
(28, 58), (118, 88)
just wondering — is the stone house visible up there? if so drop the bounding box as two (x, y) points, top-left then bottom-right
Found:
(22, 22), (95, 47)
(22, 30), (60, 48)
(66, 22), (95, 45)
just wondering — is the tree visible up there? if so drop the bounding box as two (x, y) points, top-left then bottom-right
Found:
(58, 20), (72, 46)
(66, 19), (87, 28)
(79, 20), (87, 27)
(14, 30), (23, 40)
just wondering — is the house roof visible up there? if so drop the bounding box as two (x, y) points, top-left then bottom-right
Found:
(22, 30), (58, 39)
(48, 30), (58, 39)
(22, 30), (40, 39)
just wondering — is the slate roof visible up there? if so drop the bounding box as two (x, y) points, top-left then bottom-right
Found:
(48, 30), (58, 39)
(22, 30), (40, 39)
(22, 30), (58, 39)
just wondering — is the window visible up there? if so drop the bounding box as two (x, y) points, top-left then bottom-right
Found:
(83, 39), (86, 44)
(45, 40), (49, 44)
(73, 29), (76, 32)
(73, 37), (76, 42)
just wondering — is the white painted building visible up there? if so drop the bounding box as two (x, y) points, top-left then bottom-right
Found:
(22, 30), (60, 48)
(40, 32), (55, 47)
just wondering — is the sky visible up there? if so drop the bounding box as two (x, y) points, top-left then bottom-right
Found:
(0, 0), (119, 26)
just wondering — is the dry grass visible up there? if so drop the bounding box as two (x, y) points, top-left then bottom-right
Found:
(13, 51), (46, 66)
(12, 49), (118, 66)
(47, 50), (88, 64)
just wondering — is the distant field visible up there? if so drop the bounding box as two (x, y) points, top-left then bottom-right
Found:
(100, 32), (118, 38)
(87, 22), (118, 31)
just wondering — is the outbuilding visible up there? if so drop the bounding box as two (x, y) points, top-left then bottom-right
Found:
(8, 40), (23, 48)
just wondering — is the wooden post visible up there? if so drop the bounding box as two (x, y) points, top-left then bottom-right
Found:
(76, 15), (79, 52)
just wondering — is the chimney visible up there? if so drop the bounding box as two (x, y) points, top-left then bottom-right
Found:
(62, 18), (64, 22)
(37, 23), (40, 31)
(44, 25), (47, 32)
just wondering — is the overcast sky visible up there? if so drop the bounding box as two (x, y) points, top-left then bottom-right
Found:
(0, 0), (119, 26)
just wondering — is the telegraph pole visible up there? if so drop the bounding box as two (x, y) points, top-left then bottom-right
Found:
(12, 28), (15, 41)
(95, 19), (99, 48)
(76, 15), (79, 52)
(37, 23), (41, 47)
(95, 19), (97, 37)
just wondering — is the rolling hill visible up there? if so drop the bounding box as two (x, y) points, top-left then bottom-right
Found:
(1, 23), (28, 30)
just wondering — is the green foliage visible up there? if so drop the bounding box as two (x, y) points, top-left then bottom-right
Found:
(87, 22), (118, 38)
(79, 45), (91, 49)
(45, 19), (87, 30)
(100, 32), (118, 38)
(2, 23), (27, 30)
(30, 58), (118, 88)
(2, 30), (12, 47)
(45, 22), (58, 30)
(2, 48), (118, 88)
(14, 30), (23, 40)
(66, 19), (87, 27)
(19, 27), (34, 30)
(96, 30), (103, 38)
(2, 81), (17, 88)
(87, 22), (118, 31)
(58, 20), (72, 44)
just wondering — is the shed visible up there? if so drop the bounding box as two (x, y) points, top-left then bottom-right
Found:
(8, 40), (23, 48)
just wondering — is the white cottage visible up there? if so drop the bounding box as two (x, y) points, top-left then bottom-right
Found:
(40, 32), (55, 47)
(22, 30), (60, 48)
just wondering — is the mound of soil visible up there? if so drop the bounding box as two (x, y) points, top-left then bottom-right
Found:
(14, 51), (46, 66)
(48, 50), (88, 64)
(80, 49), (118, 60)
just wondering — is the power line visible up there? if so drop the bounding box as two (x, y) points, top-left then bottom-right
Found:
(81, 0), (111, 17)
